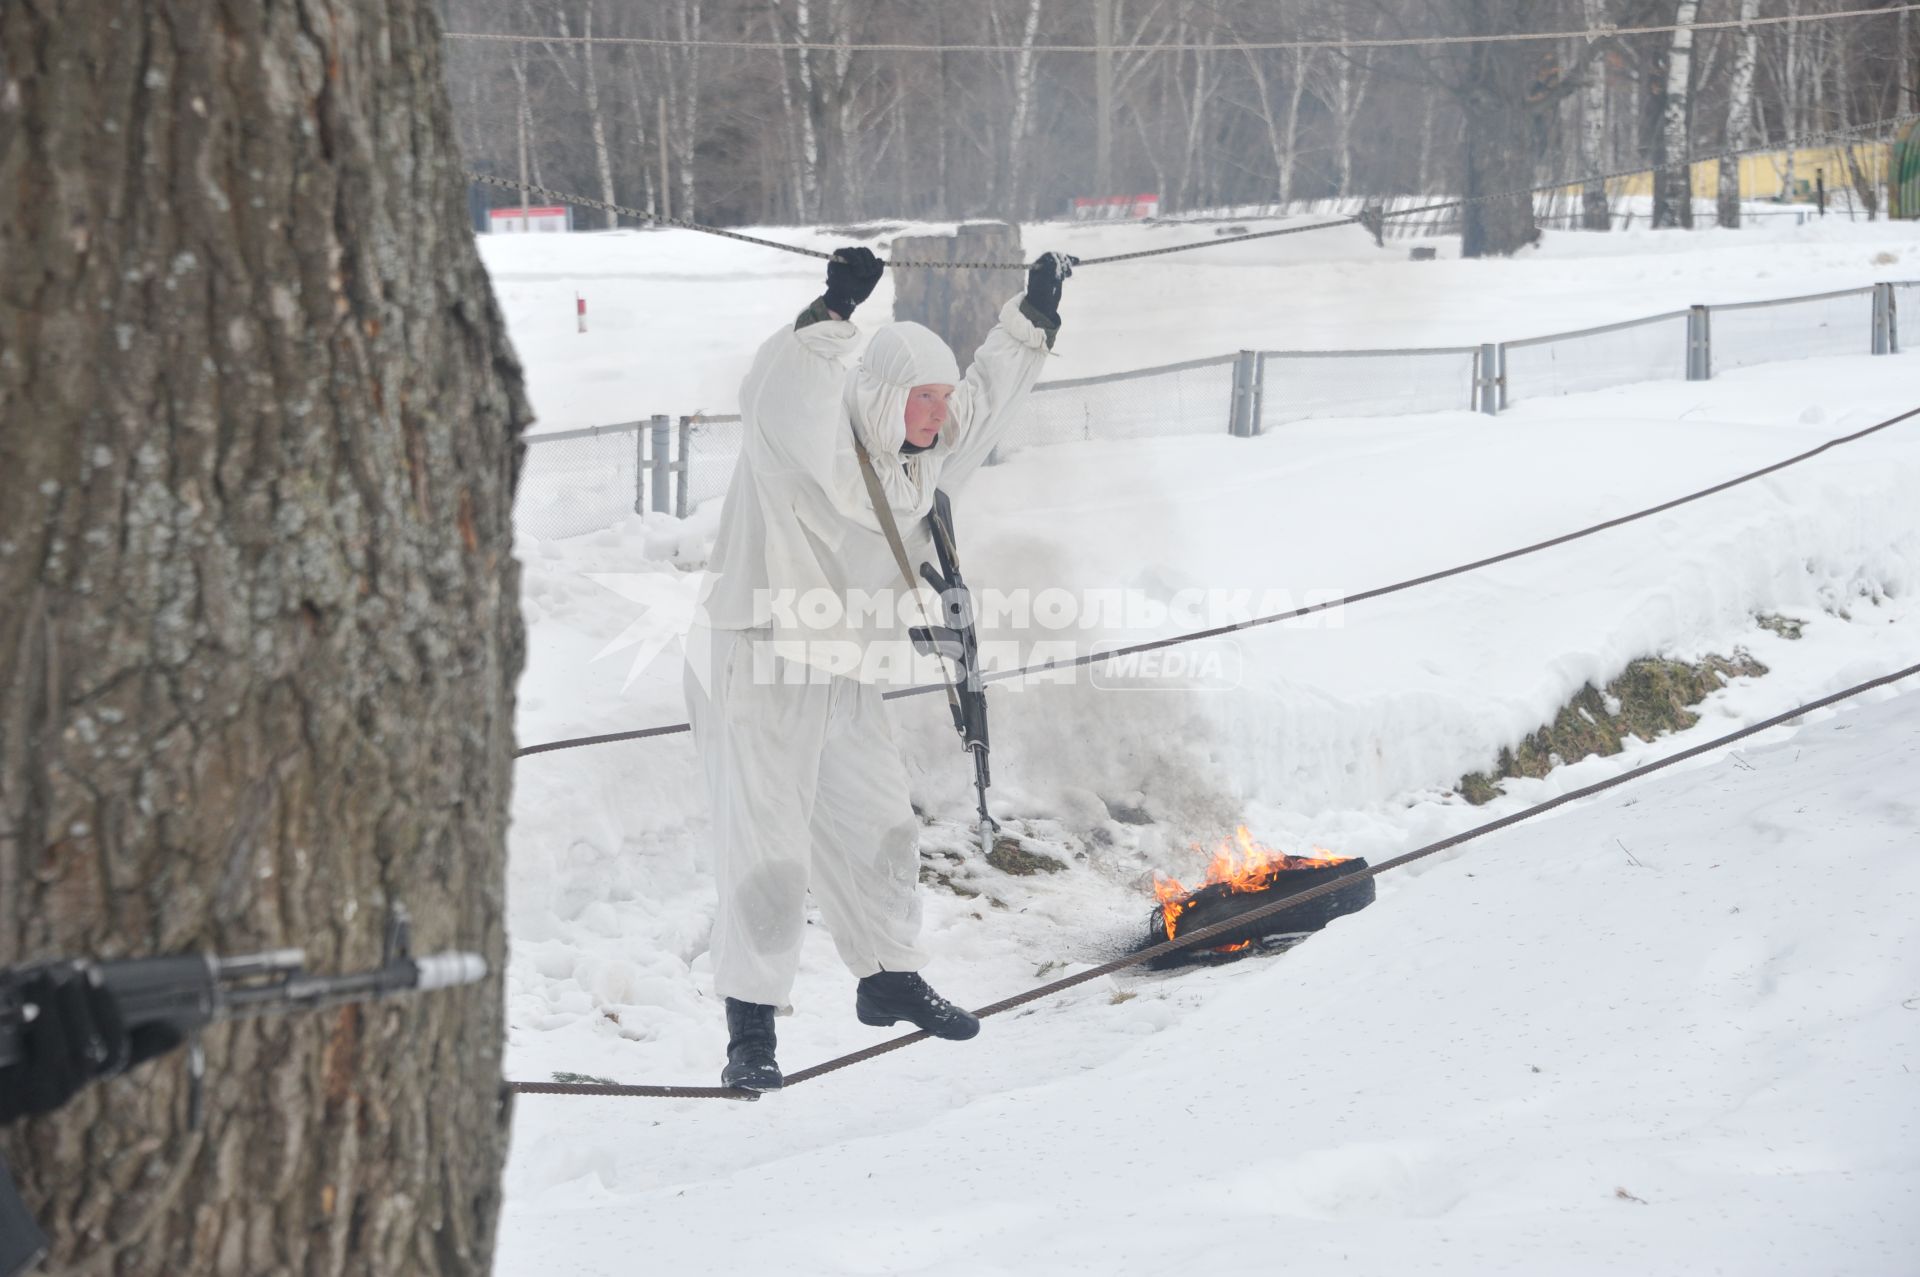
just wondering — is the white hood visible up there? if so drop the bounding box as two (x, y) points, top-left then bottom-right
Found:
(844, 320), (962, 457)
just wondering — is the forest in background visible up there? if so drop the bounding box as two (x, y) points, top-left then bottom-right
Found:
(444, 0), (1919, 252)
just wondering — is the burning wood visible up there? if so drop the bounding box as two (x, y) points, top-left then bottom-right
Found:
(1143, 826), (1375, 969)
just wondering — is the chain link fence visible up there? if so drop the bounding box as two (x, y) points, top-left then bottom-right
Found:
(1259, 347), (1480, 427)
(1706, 286), (1876, 374)
(515, 280), (1911, 540)
(1891, 281), (1917, 353)
(513, 422), (645, 541)
(1005, 355), (1236, 455)
(1502, 310), (1691, 406)
(679, 414), (744, 516)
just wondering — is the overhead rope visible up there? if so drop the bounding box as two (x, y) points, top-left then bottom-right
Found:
(505, 657), (1920, 1100)
(448, 5), (1920, 55)
(514, 403), (1920, 758)
(468, 110), (1920, 269)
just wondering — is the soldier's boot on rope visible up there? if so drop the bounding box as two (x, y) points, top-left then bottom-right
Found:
(721, 998), (783, 1091)
(856, 971), (980, 1040)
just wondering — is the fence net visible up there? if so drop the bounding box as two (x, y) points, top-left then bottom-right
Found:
(682, 415), (745, 514)
(1895, 282), (1918, 354)
(1503, 311), (1689, 404)
(515, 425), (643, 541)
(1708, 288), (1874, 373)
(1003, 356), (1236, 454)
(1259, 348), (1477, 426)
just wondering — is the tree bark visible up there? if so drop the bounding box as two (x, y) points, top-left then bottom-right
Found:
(1580, 0), (1614, 229)
(1653, 0), (1699, 229)
(581, 4), (619, 229)
(0, 2), (527, 1273)
(1719, 0), (1761, 228)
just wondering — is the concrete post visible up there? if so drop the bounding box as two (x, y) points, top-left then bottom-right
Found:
(1687, 305), (1712, 380)
(650, 413), (671, 514)
(1871, 283), (1894, 356)
(1475, 343), (1501, 415)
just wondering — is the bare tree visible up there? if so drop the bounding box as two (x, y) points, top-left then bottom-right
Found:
(1720, 0), (1763, 226)
(0, 1), (526, 1273)
(1654, 0), (1702, 228)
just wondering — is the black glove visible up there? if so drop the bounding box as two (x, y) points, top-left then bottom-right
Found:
(0, 964), (130, 1124)
(1024, 251), (1078, 323)
(822, 246), (885, 319)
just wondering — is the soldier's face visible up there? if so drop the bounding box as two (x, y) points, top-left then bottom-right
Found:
(904, 384), (954, 449)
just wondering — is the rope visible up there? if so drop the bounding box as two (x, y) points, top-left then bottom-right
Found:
(448, 5), (1920, 54)
(505, 657), (1920, 1100)
(513, 403), (1920, 757)
(469, 111), (1920, 269)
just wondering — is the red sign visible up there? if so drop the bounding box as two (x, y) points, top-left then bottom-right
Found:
(1072, 194), (1160, 221)
(489, 206), (572, 233)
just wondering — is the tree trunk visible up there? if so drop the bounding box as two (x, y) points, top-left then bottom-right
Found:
(1461, 93), (1541, 257)
(513, 45), (534, 227)
(1654, 0), (1700, 229)
(1719, 0), (1761, 228)
(582, 5), (619, 229)
(1580, 0), (1612, 229)
(0, 2), (527, 1274)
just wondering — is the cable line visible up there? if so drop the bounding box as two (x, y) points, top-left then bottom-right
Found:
(506, 658), (1920, 1100)
(513, 402), (1920, 758)
(448, 5), (1920, 55)
(469, 110), (1920, 269)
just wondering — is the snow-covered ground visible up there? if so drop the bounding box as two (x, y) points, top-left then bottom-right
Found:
(478, 213), (1920, 432)
(489, 217), (1920, 1275)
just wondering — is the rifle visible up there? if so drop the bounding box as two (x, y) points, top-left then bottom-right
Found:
(0, 906), (483, 1126)
(0, 906), (483, 1277)
(909, 490), (996, 856)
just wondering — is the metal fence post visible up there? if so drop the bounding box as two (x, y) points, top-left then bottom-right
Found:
(1249, 352), (1266, 435)
(1686, 305), (1712, 380)
(649, 413), (671, 514)
(1228, 350), (1259, 437)
(633, 421), (648, 515)
(1497, 343), (1509, 412)
(1871, 283), (1894, 356)
(675, 417), (692, 518)
(1475, 343), (1501, 415)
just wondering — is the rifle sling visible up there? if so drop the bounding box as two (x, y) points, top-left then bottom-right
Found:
(850, 436), (967, 722)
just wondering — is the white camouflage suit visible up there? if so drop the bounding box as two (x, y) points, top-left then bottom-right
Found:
(686, 293), (1056, 1008)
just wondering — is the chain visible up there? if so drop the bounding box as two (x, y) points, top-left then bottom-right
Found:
(506, 658), (1920, 1100)
(470, 110), (1920, 270)
(448, 5), (1920, 55)
(513, 404), (1920, 758)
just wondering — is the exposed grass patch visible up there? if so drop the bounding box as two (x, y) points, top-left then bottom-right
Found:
(986, 836), (1068, 876)
(1458, 652), (1767, 805)
(1755, 613), (1804, 640)
(552, 1071), (618, 1086)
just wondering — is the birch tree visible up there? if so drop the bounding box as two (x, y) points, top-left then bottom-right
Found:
(1719, 0), (1762, 227)
(1653, 0), (1701, 228)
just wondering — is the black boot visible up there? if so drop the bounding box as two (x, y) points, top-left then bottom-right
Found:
(721, 998), (783, 1091)
(856, 971), (980, 1040)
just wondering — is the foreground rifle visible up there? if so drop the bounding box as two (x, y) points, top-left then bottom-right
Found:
(0, 906), (484, 1277)
(910, 490), (996, 856)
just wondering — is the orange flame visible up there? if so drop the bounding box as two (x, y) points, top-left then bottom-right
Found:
(1153, 826), (1350, 943)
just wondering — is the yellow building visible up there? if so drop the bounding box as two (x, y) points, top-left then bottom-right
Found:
(1563, 143), (1892, 205)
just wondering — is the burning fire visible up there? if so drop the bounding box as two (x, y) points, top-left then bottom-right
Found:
(1152, 826), (1351, 943)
